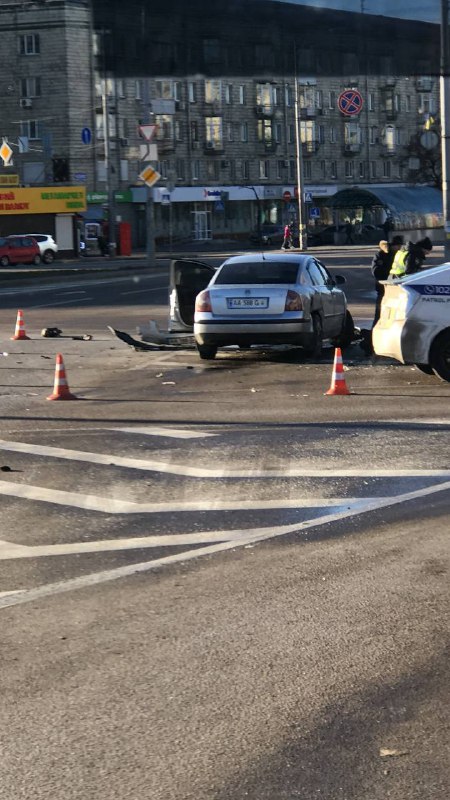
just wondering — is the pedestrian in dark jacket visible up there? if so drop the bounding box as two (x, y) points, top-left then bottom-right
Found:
(371, 236), (404, 327)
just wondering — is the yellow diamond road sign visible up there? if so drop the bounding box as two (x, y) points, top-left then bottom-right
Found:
(139, 165), (161, 188)
(0, 139), (13, 167)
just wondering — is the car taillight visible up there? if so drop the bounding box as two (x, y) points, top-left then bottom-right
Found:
(284, 290), (303, 311)
(195, 290), (212, 312)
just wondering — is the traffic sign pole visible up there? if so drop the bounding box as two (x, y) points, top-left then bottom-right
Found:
(294, 77), (307, 250)
(142, 83), (156, 268)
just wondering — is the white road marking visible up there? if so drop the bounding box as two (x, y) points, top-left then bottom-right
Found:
(120, 285), (167, 296)
(0, 439), (449, 480)
(113, 425), (216, 439)
(1, 478), (449, 610)
(29, 297), (94, 309)
(0, 591), (25, 599)
(0, 479), (365, 514)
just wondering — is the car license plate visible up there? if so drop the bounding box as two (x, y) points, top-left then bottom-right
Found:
(227, 297), (269, 309)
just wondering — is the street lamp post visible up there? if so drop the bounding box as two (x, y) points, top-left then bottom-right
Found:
(294, 76), (307, 250)
(441, 0), (450, 260)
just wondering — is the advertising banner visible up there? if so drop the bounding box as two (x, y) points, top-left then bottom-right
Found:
(0, 186), (87, 215)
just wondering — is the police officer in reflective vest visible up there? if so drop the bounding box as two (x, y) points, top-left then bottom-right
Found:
(389, 237), (433, 278)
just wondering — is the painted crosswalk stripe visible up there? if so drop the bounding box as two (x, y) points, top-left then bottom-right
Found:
(0, 480), (368, 514)
(112, 426), (216, 439)
(1, 439), (449, 479)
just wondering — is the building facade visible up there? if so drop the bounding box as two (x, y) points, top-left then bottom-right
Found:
(0, 0), (442, 249)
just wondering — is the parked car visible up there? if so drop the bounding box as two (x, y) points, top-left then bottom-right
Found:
(249, 224), (286, 247)
(23, 233), (58, 263)
(0, 236), (41, 267)
(373, 263), (450, 382)
(168, 254), (354, 360)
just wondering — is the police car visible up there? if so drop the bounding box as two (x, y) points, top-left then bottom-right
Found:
(372, 263), (450, 381)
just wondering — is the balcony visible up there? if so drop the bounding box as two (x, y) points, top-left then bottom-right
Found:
(259, 140), (278, 153)
(302, 140), (320, 154)
(383, 108), (398, 121)
(157, 137), (175, 153)
(255, 104), (274, 117)
(204, 141), (224, 154)
(343, 142), (362, 154)
(299, 106), (317, 119)
(382, 145), (397, 157)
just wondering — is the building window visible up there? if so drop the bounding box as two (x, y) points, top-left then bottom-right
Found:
(20, 119), (41, 140)
(330, 126), (336, 144)
(190, 120), (199, 142)
(383, 160), (391, 178)
(204, 79), (221, 103)
(241, 160), (249, 180)
(330, 161), (337, 179)
(303, 160), (312, 180)
(285, 85), (293, 107)
(318, 125), (325, 144)
(120, 159), (129, 182)
(368, 92), (375, 111)
(192, 159), (200, 180)
(188, 82), (197, 103)
(396, 162), (403, 179)
(158, 160), (170, 179)
(135, 80), (143, 100)
(345, 160), (354, 178)
(320, 160), (326, 178)
(117, 79), (126, 98)
(328, 90), (335, 109)
(155, 115), (174, 140)
(206, 161), (220, 181)
(359, 161), (365, 178)
(273, 86), (281, 105)
(257, 119), (273, 144)
(20, 77), (41, 97)
(155, 80), (179, 100)
(344, 122), (361, 148)
(205, 116), (223, 147)
(175, 120), (183, 141)
(19, 34), (40, 55)
(288, 124), (295, 144)
(288, 160), (296, 181)
(315, 89), (323, 109)
(405, 94), (412, 112)
(418, 94), (435, 115)
(276, 160), (285, 179)
(227, 123), (234, 142)
(371, 161), (377, 178)
(176, 158), (185, 180)
(256, 83), (275, 113)
(240, 121), (248, 142)
(225, 84), (233, 104)
(238, 85), (246, 104)
(370, 126), (378, 145)
(259, 160), (269, 179)
(275, 123), (282, 143)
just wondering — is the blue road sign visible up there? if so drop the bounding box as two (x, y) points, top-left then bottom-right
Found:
(304, 191), (313, 203)
(338, 89), (363, 116)
(310, 207), (321, 219)
(214, 201), (225, 212)
(81, 127), (92, 145)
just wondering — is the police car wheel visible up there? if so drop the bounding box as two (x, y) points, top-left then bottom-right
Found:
(430, 330), (450, 382)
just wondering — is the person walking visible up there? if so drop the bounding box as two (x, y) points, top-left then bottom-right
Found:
(282, 222), (292, 250)
(389, 237), (433, 279)
(344, 220), (354, 245)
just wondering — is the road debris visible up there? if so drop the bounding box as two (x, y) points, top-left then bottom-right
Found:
(379, 748), (409, 758)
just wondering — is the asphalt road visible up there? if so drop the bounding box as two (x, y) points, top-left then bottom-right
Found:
(0, 247), (449, 799)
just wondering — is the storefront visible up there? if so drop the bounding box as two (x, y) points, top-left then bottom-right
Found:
(0, 186), (87, 256)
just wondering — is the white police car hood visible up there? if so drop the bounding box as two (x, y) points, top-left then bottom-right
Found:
(396, 263), (450, 298)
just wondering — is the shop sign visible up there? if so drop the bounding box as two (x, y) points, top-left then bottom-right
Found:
(0, 174), (19, 186)
(87, 190), (132, 204)
(0, 186), (86, 215)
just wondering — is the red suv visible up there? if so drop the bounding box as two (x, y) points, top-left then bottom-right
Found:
(0, 236), (41, 267)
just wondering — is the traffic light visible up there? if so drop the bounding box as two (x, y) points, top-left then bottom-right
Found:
(52, 157), (70, 182)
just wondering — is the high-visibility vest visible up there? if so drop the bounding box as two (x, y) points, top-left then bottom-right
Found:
(390, 248), (408, 277)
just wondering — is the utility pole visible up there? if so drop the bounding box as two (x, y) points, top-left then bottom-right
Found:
(143, 79), (156, 267)
(101, 30), (116, 258)
(440, 0), (450, 260)
(294, 75), (307, 250)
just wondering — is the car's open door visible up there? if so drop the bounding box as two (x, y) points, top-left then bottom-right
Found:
(168, 259), (216, 332)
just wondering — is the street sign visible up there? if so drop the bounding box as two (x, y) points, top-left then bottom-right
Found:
(139, 164), (161, 188)
(161, 193), (171, 205)
(310, 207), (321, 219)
(338, 89), (363, 116)
(73, 172), (87, 182)
(214, 200), (225, 212)
(140, 143), (158, 162)
(138, 124), (157, 142)
(81, 127), (92, 145)
(0, 139), (13, 167)
(304, 191), (313, 203)
(420, 130), (439, 150)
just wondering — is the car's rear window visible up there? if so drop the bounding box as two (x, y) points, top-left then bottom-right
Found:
(215, 261), (299, 285)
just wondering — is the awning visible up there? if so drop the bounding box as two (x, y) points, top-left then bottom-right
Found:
(328, 185), (443, 229)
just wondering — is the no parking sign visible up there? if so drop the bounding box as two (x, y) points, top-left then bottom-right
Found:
(338, 89), (363, 116)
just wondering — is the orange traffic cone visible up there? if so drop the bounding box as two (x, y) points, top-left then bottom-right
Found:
(11, 309), (30, 341)
(325, 348), (351, 396)
(47, 353), (78, 401)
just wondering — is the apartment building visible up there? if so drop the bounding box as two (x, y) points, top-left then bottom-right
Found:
(0, 0), (442, 247)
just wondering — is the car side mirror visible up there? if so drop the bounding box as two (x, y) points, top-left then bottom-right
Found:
(333, 274), (346, 285)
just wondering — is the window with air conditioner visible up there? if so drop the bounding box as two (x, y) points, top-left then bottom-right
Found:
(20, 77), (41, 98)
